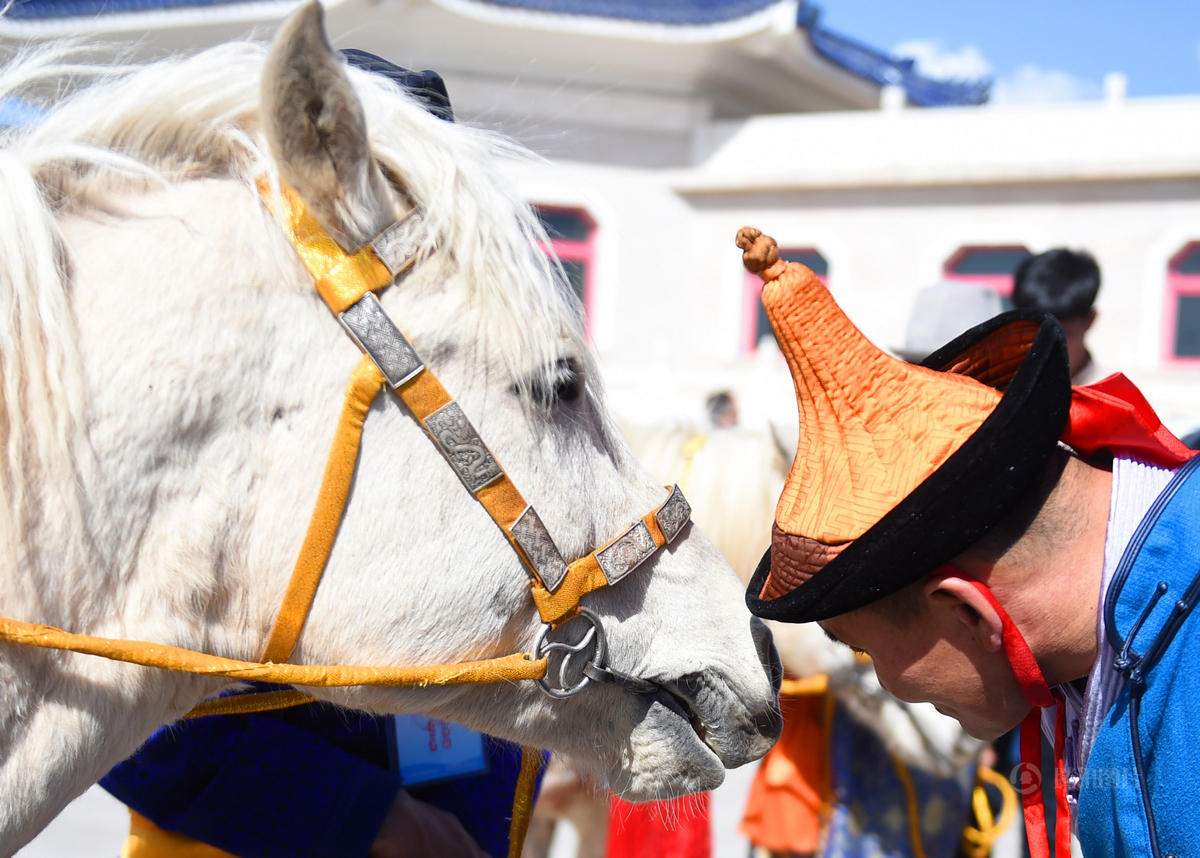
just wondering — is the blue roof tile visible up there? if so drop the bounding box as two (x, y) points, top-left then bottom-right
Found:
(5, 0), (254, 19)
(469, 0), (778, 25)
(798, 6), (990, 106)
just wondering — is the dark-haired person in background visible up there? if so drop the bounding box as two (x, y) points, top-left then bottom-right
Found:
(1011, 249), (1105, 384)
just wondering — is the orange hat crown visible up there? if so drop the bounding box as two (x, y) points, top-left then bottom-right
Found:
(736, 227), (1002, 599)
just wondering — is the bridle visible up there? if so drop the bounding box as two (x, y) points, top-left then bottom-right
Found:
(0, 176), (694, 856)
(254, 176), (693, 683)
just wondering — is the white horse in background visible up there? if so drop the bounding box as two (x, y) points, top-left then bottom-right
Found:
(526, 422), (981, 857)
(0, 5), (780, 852)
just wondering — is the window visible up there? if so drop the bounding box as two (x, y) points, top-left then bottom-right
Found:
(535, 206), (596, 329)
(943, 245), (1032, 296)
(744, 248), (828, 352)
(1166, 242), (1200, 362)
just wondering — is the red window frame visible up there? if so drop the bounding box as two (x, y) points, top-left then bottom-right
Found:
(534, 205), (596, 337)
(743, 248), (828, 353)
(942, 245), (1032, 297)
(1165, 241), (1200, 365)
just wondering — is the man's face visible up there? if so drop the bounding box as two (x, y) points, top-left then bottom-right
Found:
(819, 595), (1032, 740)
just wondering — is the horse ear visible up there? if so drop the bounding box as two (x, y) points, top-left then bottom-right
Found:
(261, 0), (397, 249)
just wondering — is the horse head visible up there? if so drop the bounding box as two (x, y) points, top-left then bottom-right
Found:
(0, 2), (779, 848)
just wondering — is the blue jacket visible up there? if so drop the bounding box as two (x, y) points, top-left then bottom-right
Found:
(101, 687), (535, 858)
(1077, 454), (1200, 856)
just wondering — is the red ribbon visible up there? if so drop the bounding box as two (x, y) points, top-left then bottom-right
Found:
(935, 570), (1069, 858)
(1064, 373), (1195, 468)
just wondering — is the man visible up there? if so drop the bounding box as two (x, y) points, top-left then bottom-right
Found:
(1012, 249), (1104, 383)
(736, 227), (1198, 858)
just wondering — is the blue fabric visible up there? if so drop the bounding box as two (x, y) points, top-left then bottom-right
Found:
(101, 686), (536, 858)
(1077, 457), (1200, 857)
(822, 705), (974, 858)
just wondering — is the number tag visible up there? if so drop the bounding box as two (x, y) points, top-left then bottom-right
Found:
(389, 715), (489, 786)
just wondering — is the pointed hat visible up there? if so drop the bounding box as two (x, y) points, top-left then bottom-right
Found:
(737, 227), (1072, 623)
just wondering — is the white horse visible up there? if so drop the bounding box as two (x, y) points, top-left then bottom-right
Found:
(0, 5), (780, 852)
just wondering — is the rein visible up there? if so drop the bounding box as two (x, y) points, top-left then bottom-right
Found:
(0, 177), (693, 858)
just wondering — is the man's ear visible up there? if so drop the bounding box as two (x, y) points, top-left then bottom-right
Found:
(923, 575), (1004, 652)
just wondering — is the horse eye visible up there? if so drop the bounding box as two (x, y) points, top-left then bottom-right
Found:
(553, 360), (584, 403)
(523, 358), (584, 408)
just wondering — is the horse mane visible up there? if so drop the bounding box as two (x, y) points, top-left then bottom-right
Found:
(0, 39), (585, 583)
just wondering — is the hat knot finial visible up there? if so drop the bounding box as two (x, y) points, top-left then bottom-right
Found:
(736, 227), (780, 275)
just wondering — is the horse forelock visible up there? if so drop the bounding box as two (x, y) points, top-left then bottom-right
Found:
(2, 40), (586, 408)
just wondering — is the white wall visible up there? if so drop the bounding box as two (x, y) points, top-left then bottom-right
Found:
(511, 98), (1200, 437)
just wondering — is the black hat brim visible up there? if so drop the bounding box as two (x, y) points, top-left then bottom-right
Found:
(747, 310), (1072, 623)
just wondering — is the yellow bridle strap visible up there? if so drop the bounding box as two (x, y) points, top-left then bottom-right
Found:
(258, 178), (393, 310)
(530, 501), (677, 627)
(0, 616), (547, 687)
(261, 356), (385, 663)
(507, 748), (545, 858)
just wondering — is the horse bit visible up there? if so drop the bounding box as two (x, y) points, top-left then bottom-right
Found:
(258, 178), (693, 698)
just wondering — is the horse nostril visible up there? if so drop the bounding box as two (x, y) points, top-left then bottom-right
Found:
(750, 617), (783, 694)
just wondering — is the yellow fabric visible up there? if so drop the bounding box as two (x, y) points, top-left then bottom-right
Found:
(184, 689), (315, 719)
(477, 476), (530, 531)
(778, 675), (829, 697)
(397, 367), (453, 421)
(678, 434), (708, 491)
(261, 357), (384, 663)
(0, 616), (547, 686)
(887, 752), (929, 858)
(506, 747), (546, 858)
(123, 812), (237, 858)
(530, 557), (606, 627)
(961, 765), (1019, 858)
(751, 241), (1001, 545)
(257, 179), (392, 313)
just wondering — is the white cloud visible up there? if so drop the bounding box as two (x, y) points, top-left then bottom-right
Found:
(891, 39), (1103, 105)
(991, 64), (1103, 104)
(891, 39), (994, 80)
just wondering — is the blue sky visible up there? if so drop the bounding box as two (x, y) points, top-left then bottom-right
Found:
(819, 0), (1200, 102)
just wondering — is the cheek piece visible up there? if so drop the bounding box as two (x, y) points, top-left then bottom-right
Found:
(932, 566), (1069, 858)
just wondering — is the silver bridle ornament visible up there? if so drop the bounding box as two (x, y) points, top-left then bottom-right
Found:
(532, 608), (660, 699)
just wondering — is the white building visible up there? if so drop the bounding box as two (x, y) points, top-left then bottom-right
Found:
(3, 0), (1198, 434)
